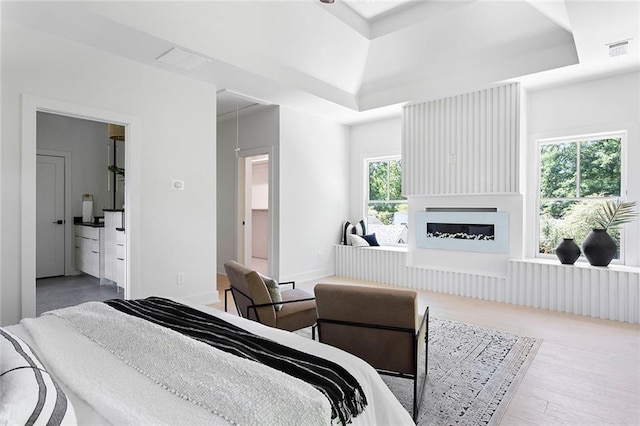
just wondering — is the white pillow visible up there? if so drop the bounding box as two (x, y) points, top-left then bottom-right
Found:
(258, 273), (283, 311)
(0, 328), (77, 425)
(349, 234), (370, 247)
(342, 220), (367, 245)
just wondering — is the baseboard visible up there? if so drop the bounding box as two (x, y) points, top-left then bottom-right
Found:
(179, 290), (220, 306)
(283, 267), (334, 286)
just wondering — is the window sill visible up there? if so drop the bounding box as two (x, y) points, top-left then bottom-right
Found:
(511, 258), (640, 273)
(334, 244), (409, 253)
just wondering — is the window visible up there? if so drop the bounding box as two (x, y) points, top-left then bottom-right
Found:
(366, 157), (408, 245)
(537, 133), (624, 261)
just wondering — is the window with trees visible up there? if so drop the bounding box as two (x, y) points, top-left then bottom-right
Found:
(367, 157), (408, 245)
(537, 133), (624, 260)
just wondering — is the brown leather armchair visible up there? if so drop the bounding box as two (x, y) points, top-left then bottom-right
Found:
(223, 261), (317, 333)
(314, 283), (428, 420)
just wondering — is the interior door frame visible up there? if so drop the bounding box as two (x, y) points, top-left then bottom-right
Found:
(36, 150), (74, 276)
(235, 146), (274, 277)
(238, 156), (253, 266)
(21, 95), (139, 319)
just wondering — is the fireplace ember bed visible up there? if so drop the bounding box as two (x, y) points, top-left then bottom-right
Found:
(426, 223), (495, 241)
(416, 209), (508, 254)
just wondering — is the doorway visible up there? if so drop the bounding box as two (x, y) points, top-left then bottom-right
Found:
(237, 153), (270, 276)
(22, 95), (136, 319)
(35, 113), (126, 313)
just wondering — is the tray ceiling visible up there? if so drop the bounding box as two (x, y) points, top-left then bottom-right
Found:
(2, 0), (638, 124)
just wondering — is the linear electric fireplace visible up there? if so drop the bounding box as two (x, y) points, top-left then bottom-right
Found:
(416, 208), (508, 254)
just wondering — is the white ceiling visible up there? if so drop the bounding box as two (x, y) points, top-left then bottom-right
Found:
(2, 0), (638, 125)
(342, 0), (416, 20)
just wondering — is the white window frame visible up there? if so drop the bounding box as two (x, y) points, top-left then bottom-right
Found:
(364, 155), (407, 246)
(535, 131), (628, 264)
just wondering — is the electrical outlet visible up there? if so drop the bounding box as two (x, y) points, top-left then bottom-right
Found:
(177, 272), (185, 285)
(317, 251), (322, 261)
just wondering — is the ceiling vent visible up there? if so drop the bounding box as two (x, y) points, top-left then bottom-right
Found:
(156, 47), (211, 70)
(607, 39), (630, 57)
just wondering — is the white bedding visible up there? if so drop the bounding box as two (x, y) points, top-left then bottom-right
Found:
(7, 300), (413, 426)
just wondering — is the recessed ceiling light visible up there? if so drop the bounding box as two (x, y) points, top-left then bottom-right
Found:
(156, 47), (211, 70)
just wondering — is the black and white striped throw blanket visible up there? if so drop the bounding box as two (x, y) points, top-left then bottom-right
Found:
(104, 297), (367, 425)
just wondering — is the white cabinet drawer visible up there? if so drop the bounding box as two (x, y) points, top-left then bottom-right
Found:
(76, 236), (99, 253)
(116, 258), (125, 287)
(86, 251), (100, 277)
(75, 225), (99, 239)
(116, 243), (125, 260)
(75, 225), (103, 279)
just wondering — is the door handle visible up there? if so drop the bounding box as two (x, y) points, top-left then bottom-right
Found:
(52, 220), (64, 224)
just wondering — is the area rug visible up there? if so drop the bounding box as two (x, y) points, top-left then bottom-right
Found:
(298, 317), (541, 425)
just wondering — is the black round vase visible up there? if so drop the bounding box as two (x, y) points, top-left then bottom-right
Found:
(555, 238), (581, 265)
(582, 229), (617, 267)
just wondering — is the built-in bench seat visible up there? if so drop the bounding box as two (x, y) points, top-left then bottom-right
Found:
(335, 244), (640, 324)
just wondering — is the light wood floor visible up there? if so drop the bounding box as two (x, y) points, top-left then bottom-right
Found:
(213, 274), (640, 425)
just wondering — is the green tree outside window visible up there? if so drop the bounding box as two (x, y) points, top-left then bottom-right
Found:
(367, 158), (408, 244)
(538, 136), (622, 257)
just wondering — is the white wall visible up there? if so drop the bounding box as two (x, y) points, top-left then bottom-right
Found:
(216, 107), (280, 275)
(217, 106), (349, 282)
(252, 162), (269, 210)
(37, 113), (117, 216)
(279, 107), (349, 282)
(348, 117), (402, 221)
(526, 71), (640, 266)
(252, 210), (269, 259)
(1, 20), (218, 326)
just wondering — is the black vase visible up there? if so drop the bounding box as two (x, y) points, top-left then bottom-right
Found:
(582, 229), (617, 267)
(555, 238), (581, 265)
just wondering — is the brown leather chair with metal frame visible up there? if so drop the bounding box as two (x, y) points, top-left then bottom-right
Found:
(314, 283), (428, 421)
(223, 261), (317, 334)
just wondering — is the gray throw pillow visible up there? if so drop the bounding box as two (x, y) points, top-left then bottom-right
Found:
(258, 273), (283, 311)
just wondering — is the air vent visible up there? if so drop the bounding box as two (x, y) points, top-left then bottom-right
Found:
(607, 39), (630, 57)
(156, 47), (210, 70)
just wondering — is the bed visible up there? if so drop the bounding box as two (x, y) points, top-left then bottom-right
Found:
(1, 297), (413, 425)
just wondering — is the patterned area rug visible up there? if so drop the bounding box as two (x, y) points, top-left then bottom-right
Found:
(299, 317), (541, 425)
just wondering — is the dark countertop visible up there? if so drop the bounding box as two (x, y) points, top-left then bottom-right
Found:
(73, 216), (104, 227)
(103, 208), (125, 212)
(76, 222), (104, 228)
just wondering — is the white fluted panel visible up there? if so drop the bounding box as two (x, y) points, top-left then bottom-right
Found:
(334, 245), (506, 301)
(402, 83), (520, 195)
(508, 260), (640, 324)
(335, 247), (639, 323)
(335, 245), (407, 286)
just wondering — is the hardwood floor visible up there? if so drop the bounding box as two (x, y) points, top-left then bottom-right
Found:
(213, 274), (640, 425)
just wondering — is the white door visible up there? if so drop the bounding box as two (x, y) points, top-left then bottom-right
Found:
(36, 154), (65, 278)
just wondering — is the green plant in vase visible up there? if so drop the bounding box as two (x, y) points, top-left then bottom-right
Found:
(583, 199), (637, 266)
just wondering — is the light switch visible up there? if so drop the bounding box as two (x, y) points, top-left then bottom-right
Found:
(172, 180), (185, 190)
